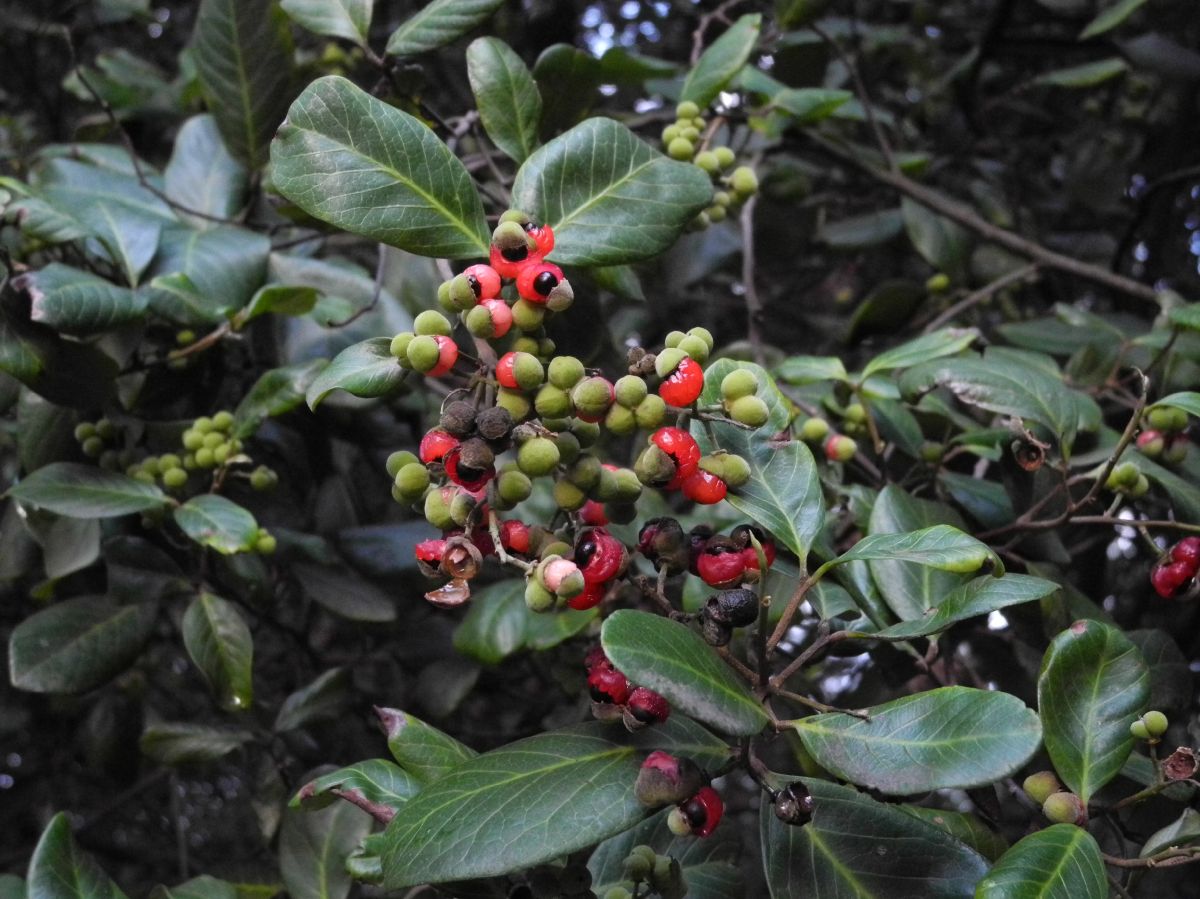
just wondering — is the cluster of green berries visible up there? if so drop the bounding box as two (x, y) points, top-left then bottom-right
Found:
(73, 418), (122, 469)
(521, 860), (597, 899)
(1130, 709), (1169, 742)
(1021, 771), (1086, 826)
(124, 411), (276, 496)
(795, 414), (857, 463)
(1104, 460), (1150, 498)
(1136, 405), (1191, 466)
(660, 101), (758, 230)
(604, 844), (686, 899)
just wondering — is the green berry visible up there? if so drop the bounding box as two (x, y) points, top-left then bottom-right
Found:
(535, 383), (572, 418)
(554, 478), (587, 511)
(552, 430), (581, 465)
(694, 150), (720, 174)
(614, 375), (649, 408)
(1022, 771), (1062, 805)
(548, 356), (585, 389)
(926, 272), (951, 293)
(1142, 710), (1169, 737)
(667, 137), (694, 161)
(495, 388), (532, 421)
(81, 436), (105, 458)
(497, 469), (533, 504)
(182, 454), (197, 470)
(133, 471), (156, 485)
(525, 579), (556, 613)
(182, 429), (204, 451)
(713, 146), (735, 169)
(159, 453), (181, 470)
(95, 418), (115, 440)
(1130, 719), (1151, 740)
(634, 395), (667, 429)
(566, 455), (602, 491)
(844, 403), (867, 424)
(499, 209), (532, 226)
(679, 126), (700, 142)
(1148, 406), (1189, 433)
(919, 441), (945, 464)
(511, 298), (545, 332)
(701, 452), (750, 488)
(825, 434), (858, 463)
(437, 280), (455, 312)
(517, 437), (561, 477)
(162, 467), (188, 489)
(389, 331), (415, 360)
(464, 304), (496, 338)
(613, 467), (644, 502)
(676, 100), (700, 119)
(448, 274), (477, 312)
(512, 353), (546, 391)
(406, 335), (442, 373)
(571, 377), (615, 420)
(176, 329), (196, 345)
(202, 432), (224, 449)
(729, 395), (769, 427)
(661, 124), (681, 145)
(666, 806), (692, 836)
(677, 334), (710, 363)
(706, 204), (727, 223)
(800, 417), (831, 442)
(655, 347), (688, 379)
(512, 336), (541, 357)
(571, 419), (601, 447)
(605, 403), (637, 436)
(721, 369), (758, 401)
(414, 310), (452, 337)
(449, 492), (476, 527)
(212, 443), (232, 465)
(688, 326), (714, 350)
(194, 416), (215, 433)
(1042, 791), (1086, 826)
(1129, 473), (1151, 497)
(386, 450), (419, 478)
(395, 463), (431, 500)
(212, 411), (234, 431)
(664, 330), (686, 349)
(1105, 461), (1140, 490)
(195, 447), (216, 469)
(250, 466), (276, 491)
(593, 466), (620, 502)
(713, 190), (732, 207)
(74, 422), (97, 442)
(730, 165), (758, 196)
(255, 532), (277, 555)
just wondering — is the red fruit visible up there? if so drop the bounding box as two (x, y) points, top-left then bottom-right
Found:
(681, 786), (724, 837)
(579, 500), (609, 526)
(427, 335), (459, 377)
(575, 528), (626, 584)
(568, 580), (608, 610)
(687, 525), (714, 575)
(419, 429), (460, 465)
(741, 546), (775, 576)
(651, 427), (701, 488)
(659, 357), (705, 407)
(468, 526), (496, 557)
(462, 263), (501, 300)
(1137, 430), (1165, 457)
(415, 539), (446, 564)
(524, 222), (555, 256)
(627, 687), (670, 725)
(733, 524), (776, 573)
(499, 520), (532, 555)
(489, 242), (542, 280)
(1152, 560), (1195, 599)
(443, 447), (495, 492)
(587, 660), (630, 704)
(495, 351), (520, 389)
(516, 261), (565, 304)
(584, 645), (608, 671)
(1170, 537), (1200, 570)
(479, 298), (513, 338)
(697, 542), (747, 589)
(681, 469), (727, 504)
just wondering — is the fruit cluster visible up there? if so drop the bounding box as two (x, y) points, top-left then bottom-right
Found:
(634, 751), (724, 839)
(608, 843), (686, 899)
(1022, 771), (1087, 826)
(1137, 405), (1191, 466)
(1151, 537), (1200, 599)
(586, 647), (670, 728)
(660, 100), (758, 229)
(73, 417), (121, 469)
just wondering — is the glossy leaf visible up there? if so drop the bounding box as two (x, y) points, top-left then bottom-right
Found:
(452, 579), (528, 665)
(1149, 391), (1200, 420)
(279, 800), (372, 899)
(790, 687), (1041, 794)
(292, 759), (421, 817)
(280, 0), (373, 43)
(275, 668), (350, 732)
(271, 76), (489, 258)
(773, 87), (852, 124)
(173, 495), (260, 555)
(899, 806), (1008, 861)
(17, 264), (146, 334)
(9, 597), (157, 693)
(150, 875), (242, 899)
(148, 225), (271, 325)
(833, 524), (1002, 575)
(377, 707), (477, 783)
(238, 285), (319, 323)
(975, 825), (1106, 899)
(139, 723), (254, 765)
(385, 0), (504, 57)
(0, 306), (119, 409)
(163, 115), (248, 226)
(902, 197), (970, 280)
(1033, 57), (1128, 88)
(1141, 808), (1200, 858)
(181, 592), (254, 711)
(775, 354), (848, 385)
(467, 38), (541, 163)
(872, 574), (1058, 640)
(291, 561), (397, 622)
(602, 609), (769, 736)
(680, 14), (762, 108)
(379, 718), (729, 887)
(1080, 0), (1147, 38)
(306, 338), (406, 409)
(1037, 619), (1149, 802)
(861, 327), (979, 380)
(8, 463), (167, 518)
(191, 0), (295, 168)
(233, 359), (326, 438)
(27, 814), (129, 899)
(761, 778), (988, 898)
(694, 359), (824, 562)
(818, 208), (903, 248)
(511, 117), (713, 266)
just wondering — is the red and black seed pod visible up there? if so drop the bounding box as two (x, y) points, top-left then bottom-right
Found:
(1170, 537), (1200, 570)
(686, 524), (714, 575)
(419, 428), (460, 465)
(1152, 560), (1195, 599)
(650, 427), (701, 488)
(440, 535), (484, 580)
(575, 528), (627, 585)
(461, 263), (502, 300)
(774, 782), (815, 826)
(568, 579), (608, 610)
(637, 517), (688, 574)
(587, 660), (631, 705)
(680, 786), (724, 837)
(624, 686), (670, 730)
(443, 438), (496, 492)
(680, 469), (727, 505)
(635, 751), (707, 807)
(414, 539), (447, 578)
(705, 588), (759, 628)
(696, 537), (747, 589)
(499, 519), (532, 555)
(659, 356), (705, 407)
(515, 261), (565, 304)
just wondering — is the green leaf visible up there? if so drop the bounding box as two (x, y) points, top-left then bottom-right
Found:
(1034, 57), (1128, 87)
(0, 876), (25, 899)
(305, 337), (406, 409)
(232, 359), (326, 438)
(191, 0), (296, 168)
(148, 225), (271, 325)
(899, 806), (1009, 862)
(833, 524), (1002, 575)
(602, 610), (768, 736)
(292, 759), (421, 817)
(680, 14), (762, 108)
(848, 280), (927, 340)
(376, 707), (478, 783)
(511, 117), (713, 266)
(8, 463), (167, 517)
(1168, 303), (1200, 332)
(790, 687), (1041, 793)
(1080, 0), (1147, 39)
(901, 197), (970, 280)
(385, 0), (504, 57)
(280, 0), (373, 44)
(532, 44), (602, 134)
(872, 574), (1059, 640)
(28, 814), (129, 899)
(164, 115), (248, 227)
(818, 208), (903, 248)
(173, 495), (260, 555)
(693, 359), (824, 562)
(975, 825), (1106, 899)
(0, 305), (118, 409)
(9, 597), (157, 693)
(1141, 808), (1200, 858)
(181, 592), (254, 711)
(150, 875), (243, 899)
(279, 800), (372, 899)
(17, 264), (147, 334)
(291, 561), (397, 622)
(862, 328), (979, 380)
(1127, 628), (1191, 711)
(139, 722), (254, 765)
(773, 87), (852, 124)
(379, 719), (729, 888)
(275, 668), (350, 732)
(467, 38), (542, 163)
(1037, 619), (1149, 802)
(760, 778), (989, 898)
(453, 579), (528, 664)
(271, 76), (489, 258)
(238, 285), (319, 324)
(775, 354), (848, 385)
(1149, 391), (1200, 419)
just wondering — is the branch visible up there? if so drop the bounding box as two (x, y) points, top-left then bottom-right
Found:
(922, 263), (1040, 333)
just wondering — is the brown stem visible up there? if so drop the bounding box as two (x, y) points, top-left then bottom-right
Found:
(1102, 847), (1200, 869)
(810, 22), (895, 170)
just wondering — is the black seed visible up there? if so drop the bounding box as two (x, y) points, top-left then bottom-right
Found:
(630, 704), (658, 724)
(683, 797), (707, 828)
(466, 274), (481, 297)
(589, 685), (614, 703)
(501, 245), (529, 262)
(534, 271), (558, 295)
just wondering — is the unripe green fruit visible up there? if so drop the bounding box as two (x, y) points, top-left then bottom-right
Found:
(1130, 719), (1151, 740)
(212, 412), (233, 431)
(449, 274), (477, 311)
(386, 450), (419, 478)
(826, 434), (858, 463)
(538, 338), (555, 357)
(677, 334), (710, 363)
(721, 369), (758, 401)
(713, 190), (732, 208)
(1022, 771), (1062, 805)
(664, 330), (686, 349)
(95, 418), (115, 440)
(512, 336), (541, 357)
(567, 454), (602, 491)
(212, 443), (232, 465)
(926, 272), (951, 293)
(661, 124), (681, 145)
(844, 403), (867, 424)
(694, 151), (720, 174)
(194, 416), (215, 433)
(497, 469), (533, 504)
(517, 437), (560, 477)
(702, 452), (750, 488)
(688, 326), (714, 350)
(548, 355), (585, 389)
(540, 417), (570, 432)
(414, 310), (451, 337)
(679, 125), (700, 142)
(614, 375), (649, 408)
(176, 329), (196, 345)
(729, 395), (769, 427)
(511, 352), (545, 391)
(535, 383), (572, 418)
(183, 454), (197, 470)
(636, 443), (676, 487)
(159, 453), (181, 470)
(1042, 791), (1086, 826)
(449, 492), (475, 527)
(499, 209), (531, 226)
(572, 377), (614, 419)
(1136, 710), (1169, 738)
(655, 347), (688, 379)
(133, 471), (156, 485)
(255, 533), (277, 555)
(730, 165), (758, 196)
(437, 280), (455, 312)
(666, 807), (692, 836)
(511, 298), (545, 332)
(614, 468), (643, 502)
(394, 463), (431, 500)
(424, 489), (454, 530)
(676, 100), (700, 119)
(162, 467), (187, 489)
(74, 422), (97, 442)
(713, 146), (736, 169)
(202, 431), (224, 449)
(667, 137), (694, 160)
(1162, 438), (1189, 465)
(634, 395), (667, 429)
(1105, 461), (1139, 490)
(464, 304), (496, 338)
(706, 204), (726, 223)
(492, 219), (532, 250)
(552, 430), (581, 464)
(182, 429), (204, 451)
(1147, 406), (1188, 433)
(250, 467), (276, 491)
(594, 467), (620, 502)
(554, 478), (587, 511)
(82, 436), (105, 458)
(800, 417), (831, 442)
(571, 419), (601, 447)
(525, 579), (556, 612)
(496, 388), (532, 421)
(605, 403), (637, 435)
(195, 447), (216, 469)
(406, 335), (442, 373)
(390, 331), (415, 359)
(1129, 473), (1150, 497)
